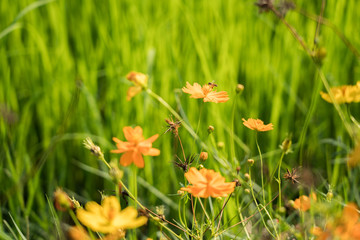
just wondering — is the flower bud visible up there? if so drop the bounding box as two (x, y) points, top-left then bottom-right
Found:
(208, 125), (215, 134)
(236, 84), (244, 93)
(199, 164), (204, 169)
(236, 166), (241, 173)
(54, 188), (73, 211)
(245, 189), (250, 194)
(126, 71), (148, 88)
(326, 191), (334, 201)
(109, 161), (124, 182)
(280, 137), (292, 154)
(199, 152), (208, 161)
(217, 142), (225, 149)
(247, 159), (254, 166)
(244, 173), (250, 181)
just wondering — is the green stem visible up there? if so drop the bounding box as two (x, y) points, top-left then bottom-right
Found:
(277, 152), (285, 213)
(248, 168), (277, 239)
(255, 133), (265, 205)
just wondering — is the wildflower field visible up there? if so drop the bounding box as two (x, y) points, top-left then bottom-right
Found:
(1, 0), (360, 239)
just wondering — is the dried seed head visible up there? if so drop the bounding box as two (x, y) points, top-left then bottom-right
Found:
(233, 179), (241, 187)
(199, 152), (208, 161)
(236, 166), (241, 173)
(83, 137), (104, 159)
(164, 118), (181, 136)
(255, 0), (274, 13)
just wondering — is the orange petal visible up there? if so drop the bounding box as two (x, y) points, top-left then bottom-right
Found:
(120, 151), (134, 166)
(123, 126), (144, 142)
(184, 167), (207, 184)
(126, 86), (142, 101)
(143, 148), (160, 156)
(182, 82), (206, 99)
(204, 91), (229, 103)
(132, 151), (144, 168)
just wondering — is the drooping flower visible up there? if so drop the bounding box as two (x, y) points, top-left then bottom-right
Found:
(111, 126), (160, 168)
(242, 118), (273, 132)
(292, 193), (317, 212)
(76, 196), (147, 233)
(182, 82), (229, 103)
(320, 82), (360, 104)
(126, 71), (148, 101)
(181, 167), (236, 198)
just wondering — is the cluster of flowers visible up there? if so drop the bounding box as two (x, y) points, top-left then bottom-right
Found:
(55, 71), (360, 239)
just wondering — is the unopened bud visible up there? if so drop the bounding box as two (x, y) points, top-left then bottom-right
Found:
(236, 166), (241, 173)
(244, 173), (250, 181)
(199, 152), (208, 161)
(126, 71), (148, 87)
(54, 188), (73, 211)
(278, 206), (286, 214)
(109, 161), (124, 182)
(326, 191), (334, 201)
(208, 125), (215, 134)
(199, 164), (204, 169)
(247, 159), (254, 166)
(236, 84), (244, 93)
(280, 137), (292, 154)
(216, 197), (223, 202)
(217, 142), (225, 149)
(245, 189), (250, 194)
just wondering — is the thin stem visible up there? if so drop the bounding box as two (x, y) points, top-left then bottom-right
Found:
(248, 168), (277, 239)
(255, 133), (265, 204)
(269, 6), (355, 140)
(277, 152), (285, 212)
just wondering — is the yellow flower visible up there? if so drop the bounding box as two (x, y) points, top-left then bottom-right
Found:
(126, 71), (148, 101)
(320, 82), (360, 104)
(76, 196), (147, 233)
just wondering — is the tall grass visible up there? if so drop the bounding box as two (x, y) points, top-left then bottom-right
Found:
(1, 0), (359, 239)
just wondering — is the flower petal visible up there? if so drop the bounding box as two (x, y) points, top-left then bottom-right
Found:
(204, 91), (229, 103)
(182, 82), (206, 99)
(132, 151), (145, 168)
(120, 151), (134, 166)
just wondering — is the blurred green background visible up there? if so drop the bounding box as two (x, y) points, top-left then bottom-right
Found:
(1, 0), (359, 238)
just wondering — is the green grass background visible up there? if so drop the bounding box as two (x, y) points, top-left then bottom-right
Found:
(1, 0), (360, 239)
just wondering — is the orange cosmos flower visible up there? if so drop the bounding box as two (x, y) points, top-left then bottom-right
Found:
(312, 203), (360, 240)
(111, 126), (160, 168)
(182, 82), (229, 103)
(242, 118), (273, 132)
(320, 82), (360, 104)
(181, 167), (236, 198)
(126, 71), (148, 101)
(293, 193), (317, 212)
(77, 196), (147, 233)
